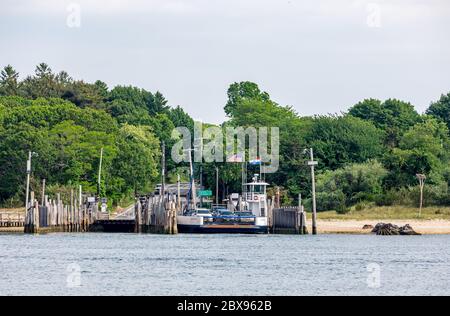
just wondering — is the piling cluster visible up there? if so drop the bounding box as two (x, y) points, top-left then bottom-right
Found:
(135, 194), (179, 234)
(24, 190), (99, 234)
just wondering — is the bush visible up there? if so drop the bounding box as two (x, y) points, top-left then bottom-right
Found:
(316, 160), (388, 210)
(316, 190), (347, 212)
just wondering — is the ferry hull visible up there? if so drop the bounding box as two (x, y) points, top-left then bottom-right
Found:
(178, 224), (268, 234)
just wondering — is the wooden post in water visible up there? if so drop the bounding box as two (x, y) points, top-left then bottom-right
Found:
(172, 201), (178, 234)
(276, 187), (281, 209)
(70, 189), (74, 232)
(57, 193), (61, 228)
(298, 194), (307, 234)
(33, 196), (39, 233)
(135, 199), (142, 233)
(41, 179), (46, 206)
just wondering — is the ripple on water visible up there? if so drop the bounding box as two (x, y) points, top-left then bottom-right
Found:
(1, 233), (450, 295)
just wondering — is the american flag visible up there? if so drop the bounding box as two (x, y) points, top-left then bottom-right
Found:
(226, 153), (244, 163)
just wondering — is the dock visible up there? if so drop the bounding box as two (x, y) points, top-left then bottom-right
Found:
(1, 189), (311, 235)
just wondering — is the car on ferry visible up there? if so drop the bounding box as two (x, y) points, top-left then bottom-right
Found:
(216, 209), (238, 223)
(236, 211), (255, 223)
(189, 208), (214, 223)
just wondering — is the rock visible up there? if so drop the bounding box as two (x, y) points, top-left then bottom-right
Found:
(400, 224), (421, 236)
(362, 224), (374, 230)
(372, 223), (421, 236)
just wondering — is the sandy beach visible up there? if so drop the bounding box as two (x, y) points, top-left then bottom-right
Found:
(315, 219), (450, 235)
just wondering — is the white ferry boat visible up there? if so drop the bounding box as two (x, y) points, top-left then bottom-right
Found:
(177, 176), (269, 234)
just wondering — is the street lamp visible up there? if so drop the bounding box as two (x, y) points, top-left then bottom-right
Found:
(304, 148), (318, 235)
(25, 151), (38, 212)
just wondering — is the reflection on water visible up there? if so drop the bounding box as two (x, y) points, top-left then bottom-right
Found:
(1, 233), (449, 296)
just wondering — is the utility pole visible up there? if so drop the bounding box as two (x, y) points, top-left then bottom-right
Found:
(177, 174), (181, 211)
(25, 151), (32, 212)
(161, 142), (166, 198)
(307, 148), (318, 235)
(416, 174), (426, 217)
(216, 167), (219, 205)
(25, 151), (38, 212)
(183, 148), (197, 209)
(97, 147), (104, 197)
(199, 165), (203, 207)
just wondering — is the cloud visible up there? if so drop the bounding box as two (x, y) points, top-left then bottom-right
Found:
(1, 0), (199, 16)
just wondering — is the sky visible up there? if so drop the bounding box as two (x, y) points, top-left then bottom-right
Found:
(1, 0), (450, 123)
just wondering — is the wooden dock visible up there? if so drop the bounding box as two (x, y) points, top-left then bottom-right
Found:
(8, 189), (311, 235)
(0, 212), (24, 228)
(135, 194), (179, 234)
(272, 207), (308, 234)
(24, 190), (99, 234)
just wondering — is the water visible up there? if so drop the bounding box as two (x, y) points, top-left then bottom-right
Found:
(1, 233), (449, 296)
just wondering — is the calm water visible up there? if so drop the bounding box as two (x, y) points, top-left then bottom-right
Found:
(1, 233), (449, 296)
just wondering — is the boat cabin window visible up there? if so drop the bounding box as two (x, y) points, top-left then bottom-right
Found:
(249, 185), (265, 194)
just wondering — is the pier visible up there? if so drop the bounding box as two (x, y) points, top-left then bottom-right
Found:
(0, 212), (24, 229)
(1, 189), (310, 235)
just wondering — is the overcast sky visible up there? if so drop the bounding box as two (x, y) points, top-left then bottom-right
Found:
(1, 0), (449, 123)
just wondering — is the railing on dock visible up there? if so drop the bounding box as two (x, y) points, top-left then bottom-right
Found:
(0, 212), (25, 228)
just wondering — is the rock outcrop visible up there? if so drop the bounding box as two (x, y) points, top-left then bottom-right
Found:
(372, 223), (421, 236)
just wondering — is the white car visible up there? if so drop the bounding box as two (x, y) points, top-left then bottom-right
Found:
(192, 208), (214, 222)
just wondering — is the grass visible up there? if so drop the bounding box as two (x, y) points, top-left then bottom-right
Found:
(0, 208), (24, 214)
(316, 205), (450, 220)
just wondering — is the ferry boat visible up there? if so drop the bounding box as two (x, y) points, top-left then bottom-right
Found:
(177, 175), (269, 234)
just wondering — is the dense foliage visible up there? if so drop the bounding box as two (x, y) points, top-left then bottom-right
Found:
(1, 64), (449, 211)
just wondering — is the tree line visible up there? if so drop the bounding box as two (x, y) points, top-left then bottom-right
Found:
(1, 64), (449, 211)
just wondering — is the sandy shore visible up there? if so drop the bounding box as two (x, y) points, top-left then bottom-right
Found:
(314, 219), (450, 235)
(0, 227), (24, 233)
(2, 219), (450, 235)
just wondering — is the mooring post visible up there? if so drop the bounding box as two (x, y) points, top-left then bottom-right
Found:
(70, 189), (74, 232)
(56, 193), (61, 228)
(41, 179), (46, 206)
(135, 199), (142, 233)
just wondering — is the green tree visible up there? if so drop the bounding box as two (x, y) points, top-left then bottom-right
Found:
(21, 63), (59, 98)
(61, 81), (107, 109)
(383, 117), (450, 188)
(0, 65), (20, 96)
(426, 92), (450, 131)
(304, 115), (384, 170)
(225, 81), (271, 117)
(112, 124), (160, 195)
(348, 98), (420, 147)
(168, 105), (194, 131)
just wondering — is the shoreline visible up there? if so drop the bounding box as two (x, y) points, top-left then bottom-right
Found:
(2, 219), (450, 235)
(314, 219), (450, 235)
